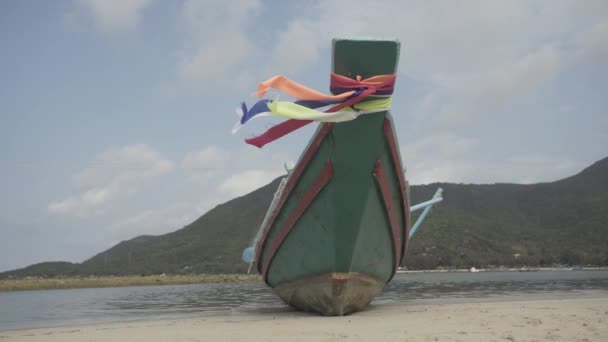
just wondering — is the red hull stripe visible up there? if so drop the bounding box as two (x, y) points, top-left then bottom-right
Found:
(254, 123), (333, 271)
(372, 159), (401, 274)
(383, 118), (410, 262)
(262, 161), (334, 280)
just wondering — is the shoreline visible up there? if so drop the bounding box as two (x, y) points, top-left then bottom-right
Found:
(2, 296), (606, 341)
(0, 274), (262, 292)
(2, 267), (608, 292)
(397, 266), (608, 274)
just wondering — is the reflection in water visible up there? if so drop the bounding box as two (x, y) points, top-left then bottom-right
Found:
(105, 282), (283, 315)
(1, 270), (607, 330)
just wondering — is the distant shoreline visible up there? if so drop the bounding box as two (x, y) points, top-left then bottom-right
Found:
(2, 267), (607, 292)
(0, 274), (262, 292)
(397, 266), (608, 274)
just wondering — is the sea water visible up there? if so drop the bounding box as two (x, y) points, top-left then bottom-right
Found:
(1, 270), (607, 330)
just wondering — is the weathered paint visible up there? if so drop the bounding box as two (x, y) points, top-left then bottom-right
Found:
(372, 159), (401, 273)
(410, 196), (443, 212)
(262, 161), (334, 279)
(274, 272), (385, 316)
(409, 187), (444, 238)
(255, 38), (408, 315)
(383, 117), (411, 261)
(254, 123), (334, 272)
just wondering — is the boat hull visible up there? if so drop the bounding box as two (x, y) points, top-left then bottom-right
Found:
(253, 38), (409, 316)
(274, 272), (384, 316)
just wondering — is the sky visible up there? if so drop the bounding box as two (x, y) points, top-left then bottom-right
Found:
(0, 0), (606, 272)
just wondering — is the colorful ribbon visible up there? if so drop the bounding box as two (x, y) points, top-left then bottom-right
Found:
(235, 73), (397, 148)
(257, 75), (356, 100)
(330, 73), (396, 96)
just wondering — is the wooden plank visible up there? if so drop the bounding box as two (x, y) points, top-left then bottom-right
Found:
(262, 161), (334, 279)
(372, 159), (401, 273)
(254, 123), (333, 272)
(383, 117), (411, 262)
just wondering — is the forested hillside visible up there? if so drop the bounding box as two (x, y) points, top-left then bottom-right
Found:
(3, 157), (607, 278)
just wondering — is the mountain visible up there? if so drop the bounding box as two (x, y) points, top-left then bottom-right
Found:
(2, 157), (607, 278)
(79, 176), (283, 276)
(2, 262), (80, 278)
(406, 157), (608, 269)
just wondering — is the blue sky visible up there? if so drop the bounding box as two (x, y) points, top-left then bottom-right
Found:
(1, 0), (606, 271)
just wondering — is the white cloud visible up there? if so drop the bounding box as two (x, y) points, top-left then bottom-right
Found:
(401, 135), (584, 185)
(270, 20), (322, 74)
(266, 1), (541, 74)
(108, 147), (290, 237)
(49, 144), (174, 216)
(476, 45), (560, 104)
(181, 146), (226, 170)
(580, 22), (608, 63)
(181, 146), (227, 182)
(261, 1), (607, 126)
(404, 157), (585, 185)
(108, 200), (212, 236)
(218, 168), (283, 198)
(401, 133), (479, 162)
(435, 45), (561, 123)
(109, 149), (289, 237)
(77, 0), (152, 33)
(177, 0), (260, 87)
(401, 134), (478, 184)
(178, 31), (253, 83)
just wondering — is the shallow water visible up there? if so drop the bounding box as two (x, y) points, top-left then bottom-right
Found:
(1, 270), (607, 330)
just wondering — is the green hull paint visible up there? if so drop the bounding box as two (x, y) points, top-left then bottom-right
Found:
(256, 38), (408, 315)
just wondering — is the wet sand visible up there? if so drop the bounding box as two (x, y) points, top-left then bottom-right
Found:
(2, 296), (607, 341)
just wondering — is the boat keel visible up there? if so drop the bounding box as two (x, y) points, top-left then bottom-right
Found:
(273, 272), (384, 316)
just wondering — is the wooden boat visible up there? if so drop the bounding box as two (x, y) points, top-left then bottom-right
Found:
(248, 37), (441, 316)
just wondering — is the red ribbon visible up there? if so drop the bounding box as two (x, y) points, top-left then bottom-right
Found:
(330, 73), (396, 94)
(245, 73), (397, 148)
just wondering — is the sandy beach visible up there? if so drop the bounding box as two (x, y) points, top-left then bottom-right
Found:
(2, 296), (606, 341)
